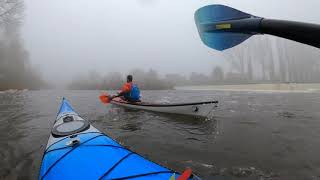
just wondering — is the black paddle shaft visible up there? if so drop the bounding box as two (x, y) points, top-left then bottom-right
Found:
(260, 19), (320, 48)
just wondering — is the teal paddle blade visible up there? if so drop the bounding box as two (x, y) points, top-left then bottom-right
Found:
(195, 5), (254, 51)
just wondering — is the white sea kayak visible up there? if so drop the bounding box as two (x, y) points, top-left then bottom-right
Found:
(110, 97), (218, 117)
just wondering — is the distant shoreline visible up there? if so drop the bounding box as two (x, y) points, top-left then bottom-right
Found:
(2, 83), (320, 93)
(175, 83), (320, 92)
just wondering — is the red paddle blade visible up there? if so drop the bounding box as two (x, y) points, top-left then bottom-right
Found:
(99, 94), (110, 104)
(177, 168), (192, 180)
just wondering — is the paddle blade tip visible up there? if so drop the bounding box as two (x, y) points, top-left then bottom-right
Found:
(99, 94), (111, 104)
(200, 33), (252, 51)
(177, 168), (193, 180)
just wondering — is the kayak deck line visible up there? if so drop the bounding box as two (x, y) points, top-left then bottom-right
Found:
(111, 99), (219, 107)
(98, 152), (134, 179)
(46, 144), (131, 156)
(108, 171), (176, 180)
(45, 131), (102, 152)
(41, 133), (180, 179)
(39, 98), (193, 180)
(110, 97), (218, 118)
(41, 134), (107, 180)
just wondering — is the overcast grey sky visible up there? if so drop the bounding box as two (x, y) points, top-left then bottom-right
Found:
(22, 0), (320, 86)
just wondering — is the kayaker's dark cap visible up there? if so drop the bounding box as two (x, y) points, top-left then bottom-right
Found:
(127, 75), (133, 82)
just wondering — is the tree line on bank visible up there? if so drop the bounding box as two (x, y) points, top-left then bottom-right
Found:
(221, 36), (320, 84)
(168, 36), (320, 86)
(0, 0), (47, 90)
(66, 67), (249, 90)
(69, 35), (320, 90)
(36, 33), (320, 90)
(68, 69), (175, 90)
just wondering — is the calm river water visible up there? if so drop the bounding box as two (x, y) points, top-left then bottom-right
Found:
(1, 90), (320, 180)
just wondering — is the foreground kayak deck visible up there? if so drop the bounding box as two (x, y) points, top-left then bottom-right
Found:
(39, 98), (196, 180)
(111, 98), (218, 118)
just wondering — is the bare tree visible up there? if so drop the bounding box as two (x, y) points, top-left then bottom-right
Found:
(0, 0), (24, 28)
(0, 0), (47, 90)
(211, 66), (224, 82)
(223, 43), (247, 76)
(247, 58), (253, 81)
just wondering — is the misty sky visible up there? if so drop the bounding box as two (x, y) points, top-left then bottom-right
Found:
(22, 0), (320, 87)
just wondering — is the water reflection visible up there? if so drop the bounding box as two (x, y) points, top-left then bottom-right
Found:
(0, 92), (33, 179)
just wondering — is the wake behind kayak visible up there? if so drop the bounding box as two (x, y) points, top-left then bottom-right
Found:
(39, 98), (197, 180)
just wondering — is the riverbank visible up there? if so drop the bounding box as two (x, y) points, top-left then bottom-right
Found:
(175, 83), (320, 92)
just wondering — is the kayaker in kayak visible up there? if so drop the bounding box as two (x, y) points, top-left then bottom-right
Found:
(110, 75), (141, 102)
